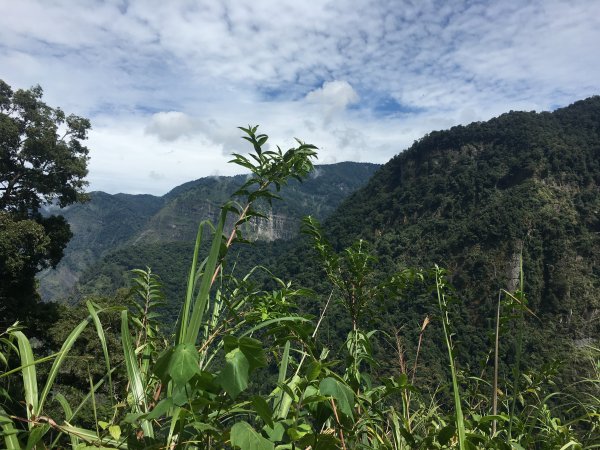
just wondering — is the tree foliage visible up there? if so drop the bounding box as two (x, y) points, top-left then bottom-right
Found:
(0, 79), (90, 328)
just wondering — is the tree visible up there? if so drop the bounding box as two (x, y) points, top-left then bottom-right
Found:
(0, 79), (91, 328)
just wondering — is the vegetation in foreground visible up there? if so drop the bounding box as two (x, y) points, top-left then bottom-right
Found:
(1, 126), (598, 449)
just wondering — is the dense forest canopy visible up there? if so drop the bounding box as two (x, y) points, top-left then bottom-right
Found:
(0, 79), (90, 330)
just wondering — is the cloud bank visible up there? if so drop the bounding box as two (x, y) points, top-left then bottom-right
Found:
(1, 0), (599, 194)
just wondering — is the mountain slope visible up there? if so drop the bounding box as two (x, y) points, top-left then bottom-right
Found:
(38, 192), (164, 299)
(321, 97), (600, 371)
(40, 162), (380, 302)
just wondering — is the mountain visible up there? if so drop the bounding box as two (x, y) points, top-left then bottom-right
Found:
(39, 162), (380, 302)
(318, 97), (600, 380)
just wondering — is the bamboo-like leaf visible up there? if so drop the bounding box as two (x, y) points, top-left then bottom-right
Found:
(86, 301), (114, 402)
(54, 393), (79, 449)
(184, 208), (226, 345)
(56, 424), (126, 449)
(13, 331), (38, 427)
(273, 340), (291, 418)
(25, 424), (50, 450)
(121, 310), (154, 439)
(176, 220), (208, 344)
(50, 369), (117, 449)
(0, 406), (20, 450)
(37, 318), (90, 415)
(23, 318), (92, 448)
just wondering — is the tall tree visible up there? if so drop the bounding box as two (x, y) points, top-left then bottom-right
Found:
(0, 79), (90, 328)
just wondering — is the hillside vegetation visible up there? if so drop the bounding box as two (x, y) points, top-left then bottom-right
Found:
(39, 162), (379, 302)
(2, 109), (599, 449)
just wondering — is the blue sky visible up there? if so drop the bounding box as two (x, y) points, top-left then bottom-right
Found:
(1, 0), (599, 194)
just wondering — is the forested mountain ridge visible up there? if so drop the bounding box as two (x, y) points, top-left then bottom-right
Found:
(322, 96), (600, 362)
(39, 162), (380, 301)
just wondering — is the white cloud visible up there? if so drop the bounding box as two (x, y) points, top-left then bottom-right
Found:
(305, 80), (359, 124)
(0, 0), (599, 194)
(146, 111), (198, 142)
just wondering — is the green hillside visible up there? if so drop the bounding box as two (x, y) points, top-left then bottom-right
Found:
(315, 97), (600, 382)
(42, 162), (379, 303)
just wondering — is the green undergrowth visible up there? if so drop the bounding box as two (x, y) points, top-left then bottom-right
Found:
(1, 126), (598, 449)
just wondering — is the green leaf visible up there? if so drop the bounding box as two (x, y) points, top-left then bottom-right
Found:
(86, 301), (114, 402)
(318, 377), (354, 421)
(146, 398), (173, 420)
(168, 343), (200, 385)
(108, 425), (121, 441)
(252, 396), (274, 428)
(437, 424), (455, 445)
(220, 348), (249, 399)
(184, 209), (226, 345)
(120, 310), (154, 439)
(0, 406), (21, 450)
(13, 331), (38, 426)
(230, 421), (274, 450)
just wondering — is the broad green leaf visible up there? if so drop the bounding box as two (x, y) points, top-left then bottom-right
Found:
(165, 343), (200, 385)
(224, 336), (266, 372)
(230, 421), (274, 450)
(108, 425), (121, 441)
(221, 348), (249, 399)
(319, 377), (354, 420)
(146, 398), (174, 420)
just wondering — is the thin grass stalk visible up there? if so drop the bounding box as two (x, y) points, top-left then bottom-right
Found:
(492, 290), (501, 436)
(0, 353), (59, 380)
(86, 301), (114, 404)
(508, 255), (524, 440)
(330, 398), (348, 450)
(88, 367), (99, 438)
(406, 315), (430, 431)
(49, 368), (117, 448)
(293, 290), (333, 380)
(435, 266), (466, 450)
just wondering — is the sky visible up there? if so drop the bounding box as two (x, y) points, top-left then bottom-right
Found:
(1, 0), (599, 195)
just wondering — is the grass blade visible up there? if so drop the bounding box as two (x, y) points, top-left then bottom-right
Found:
(176, 220), (209, 344)
(0, 406), (21, 449)
(435, 266), (466, 450)
(121, 310), (154, 439)
(13, 331), (38, 427)
(37, 318), (90, 415)
(86, 300), (114, 402)
(184, 209), (226, 345)
(54, 393), (79, 449)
